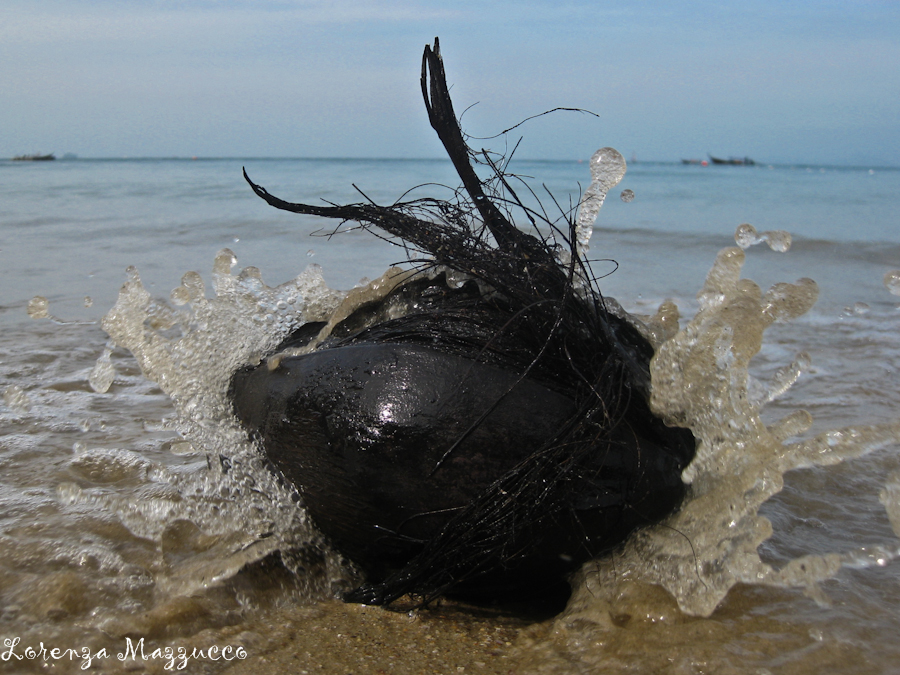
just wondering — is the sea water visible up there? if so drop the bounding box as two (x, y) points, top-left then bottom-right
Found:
(1, 156), (899, 673)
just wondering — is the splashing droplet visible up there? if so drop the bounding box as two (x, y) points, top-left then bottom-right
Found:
(765, 230), (792, 252)
(171, 286), (191, 306)
(620, 189), (635, 203)
(734, 224), (792, 252)
(843, 302), (872, 317)
(884, 270), (900, 296)
(213, 248), (237, 276)
(178, 271), (206, 304)
(637, 300), (681, 348)
(734, 223), (759, 249)
(27, 296), (49, 319)
(763, 278), (819, 323)
(576, 147), (626, 254)
(88, 341), (116, 393)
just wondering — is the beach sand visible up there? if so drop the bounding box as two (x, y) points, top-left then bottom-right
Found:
(219, 599), (532, 675)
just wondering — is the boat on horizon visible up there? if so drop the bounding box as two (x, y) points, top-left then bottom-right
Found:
(11, 153), (56, 161)
(708, 154), (755, 166)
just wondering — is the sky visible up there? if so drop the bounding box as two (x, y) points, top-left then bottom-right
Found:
(2, 0), (898, 165)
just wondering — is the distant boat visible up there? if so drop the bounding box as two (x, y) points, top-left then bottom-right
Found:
(708, 154), (755, 166)
(12, 153), (55, 161)
(682, 158), (705, 165)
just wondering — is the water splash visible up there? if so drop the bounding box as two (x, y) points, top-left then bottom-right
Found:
(563, 242), (900, 619)
(88, 340), (116, 393)
(734, 223), (792, 252)
(884, 270), (900, 296)
(844, 301), (871, 316)
(27, 295), (49, 319)
(79, 250), (355, 602)
(576, 148), (626, 255)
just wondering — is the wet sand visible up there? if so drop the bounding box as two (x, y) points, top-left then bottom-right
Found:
(220, 599), (529, 675)
(216, 577), (885, 675)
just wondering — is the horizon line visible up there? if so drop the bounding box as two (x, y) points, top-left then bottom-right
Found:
(4, 155), (898, 171)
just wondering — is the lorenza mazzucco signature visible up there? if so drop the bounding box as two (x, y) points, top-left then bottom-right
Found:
(1, 636), (248, 670)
